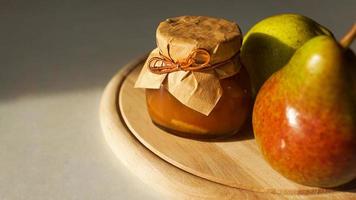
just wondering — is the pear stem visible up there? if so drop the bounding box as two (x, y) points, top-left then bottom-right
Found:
(340, 23), (356, 48)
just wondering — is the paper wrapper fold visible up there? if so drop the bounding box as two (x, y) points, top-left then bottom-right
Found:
(135, 48), (241, 115)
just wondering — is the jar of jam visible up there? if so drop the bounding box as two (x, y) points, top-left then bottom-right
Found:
(135, 16), (252, 139)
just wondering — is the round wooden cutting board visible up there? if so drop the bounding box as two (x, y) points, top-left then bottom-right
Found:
(99, 55), (356, 200)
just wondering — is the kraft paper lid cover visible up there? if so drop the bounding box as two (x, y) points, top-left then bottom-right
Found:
(135, 16), (242, 115)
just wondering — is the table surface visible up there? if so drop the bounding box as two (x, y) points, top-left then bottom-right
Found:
(0, 1), (355, 199)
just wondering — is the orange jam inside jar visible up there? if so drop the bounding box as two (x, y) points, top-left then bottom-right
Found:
(135, 16), (252, 138)
(146, 66), (251, 138)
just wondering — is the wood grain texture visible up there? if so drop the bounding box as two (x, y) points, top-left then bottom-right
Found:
(99, 55), (356, 199)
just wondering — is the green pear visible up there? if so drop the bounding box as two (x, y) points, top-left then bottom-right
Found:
(241, 13), (333, 96)
(253, 30), (356, 187)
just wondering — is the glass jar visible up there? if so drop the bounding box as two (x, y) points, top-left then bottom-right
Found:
(145, 66), (252, 139)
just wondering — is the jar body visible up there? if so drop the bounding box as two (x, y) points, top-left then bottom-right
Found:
(145, 67), (252, 139)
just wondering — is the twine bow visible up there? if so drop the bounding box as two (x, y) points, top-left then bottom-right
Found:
(148, 45), (231, 74)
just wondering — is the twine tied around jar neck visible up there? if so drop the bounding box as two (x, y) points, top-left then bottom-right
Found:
(148, 45), (236, 74)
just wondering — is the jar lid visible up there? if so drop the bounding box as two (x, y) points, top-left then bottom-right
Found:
(156, 16), (242, 65)
(135, 16), (242, 116)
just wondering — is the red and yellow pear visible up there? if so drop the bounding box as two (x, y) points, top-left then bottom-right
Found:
(253, 25), (356, 187)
